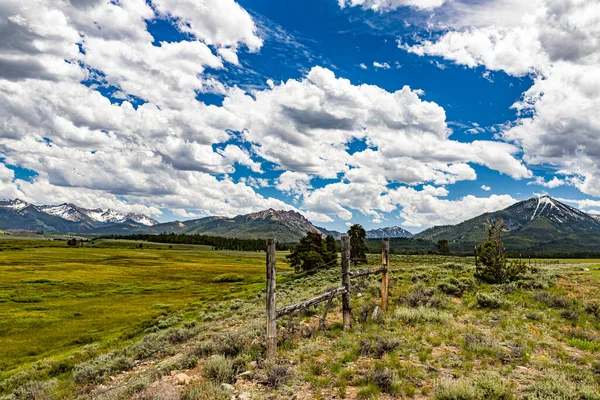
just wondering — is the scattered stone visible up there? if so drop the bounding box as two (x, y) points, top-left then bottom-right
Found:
(170, 371), (177, 377)
(238, 392), (252, 400)
(176, 373), (191, 385)
(583, 268), (590, 271)
(372, 305), (380, 319)
(357, 293), (363, 298)
(249, 361), (257, 369)
(237, 371), (253, 380)
(221, 383), (235, 392)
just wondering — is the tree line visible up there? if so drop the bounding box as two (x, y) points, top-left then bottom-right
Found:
(99, 233), (293, 251)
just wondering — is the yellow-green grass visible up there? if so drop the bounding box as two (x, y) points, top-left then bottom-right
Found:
(0, 240), (291, 377)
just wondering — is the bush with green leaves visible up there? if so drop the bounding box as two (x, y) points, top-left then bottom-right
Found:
(398, 286), (435, 308)
(213, 273), (243, 283)
(73, 352), (133, 385)
(359, 336), (400, 359)
(435, 373), (513, 400)
(394, 307), (448, 324)
(438, 277), (473, 297)
(476, 292), (506, 309)
(202, 355), (236, 384)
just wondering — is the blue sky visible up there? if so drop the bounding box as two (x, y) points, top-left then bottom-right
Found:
(1, 0), (599, 233)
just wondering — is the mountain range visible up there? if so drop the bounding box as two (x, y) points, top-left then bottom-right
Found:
(412, 195), (600, 255)
(0, 199), (412, 242)
(3, 196), (600, 254)
(0, 199), (158, 233)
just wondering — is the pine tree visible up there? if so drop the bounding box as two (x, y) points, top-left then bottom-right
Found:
(475, 219), (527, 283)
(323, 234), (338, 267)
(348, 224), (368, 266)
(436, 239), (450, 255)
(286, 232), (327, 274)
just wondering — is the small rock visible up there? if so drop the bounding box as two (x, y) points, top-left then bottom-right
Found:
(357, 293), (363, 298)
(583, 267), (590, 271)
(221, 383), (235, 392)
(372, 306), (380, 319)
(249, 361), (257, 369)
(176, 373), (191, 385)
(170, 371), (177, 377)
(109, 376), (115, 381)
(238, 393), (252, 400)
(237, 371), (253, 380)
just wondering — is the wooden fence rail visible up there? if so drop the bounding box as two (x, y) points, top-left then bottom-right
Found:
(265, 237), (391, 358)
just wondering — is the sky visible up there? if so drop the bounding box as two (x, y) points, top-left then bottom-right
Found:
(1, 0), (600, 233)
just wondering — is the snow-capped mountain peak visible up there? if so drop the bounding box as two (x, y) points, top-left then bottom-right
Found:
(0, 199), (158, 227)
(0, 198), (30, 210)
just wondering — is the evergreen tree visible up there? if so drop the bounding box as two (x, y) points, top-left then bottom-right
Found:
(323, 234), (338, 267)
(436, 239), (450, 255)
(475, 219), (527, 283)
(348, 224), (368, 266)
(286, 232), (327, 274)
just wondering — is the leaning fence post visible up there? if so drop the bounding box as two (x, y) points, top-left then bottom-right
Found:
(341, 236), (352, 330)
(381, 238), (390, 313)
(266, 239), (277, 359)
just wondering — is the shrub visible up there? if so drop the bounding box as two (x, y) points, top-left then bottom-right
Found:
(476, 292), (506, 309)
(202, 355), (235, 384)
(561, 308), (580, 321)
(13, 380), (56, 400)
(163, 327), (195, 345)
(463, 333), (499, 357)
(360, 336), (400, 359)
(394, 307), (448, 324)
(399, 286), (435, 308)
(213, 331), (247, 357)
(435, 374), (513, 400)
(371, 368), (395, 394)
(522, 373), (575, 400)
(357, 383), (381, 399)
(441, 262), (469, 271)
(427, 293), (449, 309)
(213, 273), (244, 283)
(533, 292), (572, 309)
(438, 277), (473, 297)
(266, 365), (289, 388)
(195, 341), (216, 357)
(435, 378), (477, 400)
(474, 373), (513, 400)
(73, 352), (133, 385)
(130, 333), (171, 360)
(182, 382), (230, 400)
(357, 302), (376, 323)
(585, 302), (600, 319)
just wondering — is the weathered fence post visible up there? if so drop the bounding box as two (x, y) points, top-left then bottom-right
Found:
(341, 236), (352, 330)
(381, 238), (390, 313)
(266, 239), (277, 359)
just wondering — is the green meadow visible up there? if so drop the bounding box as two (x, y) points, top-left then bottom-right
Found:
(0, 238), (290, 377)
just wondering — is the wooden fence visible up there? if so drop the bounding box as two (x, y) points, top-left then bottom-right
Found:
(265, 237), (391, 358)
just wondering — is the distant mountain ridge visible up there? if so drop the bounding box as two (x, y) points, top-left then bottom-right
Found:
(414, 195), (600, 254)
(0, 199), (416, 243)
(366, 226), (413, 239)
(316, 226), (413, 240)
(0, 199), (158, 232)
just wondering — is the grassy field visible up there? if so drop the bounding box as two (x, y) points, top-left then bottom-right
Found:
(2, 241), (600, 399)
(0, 239), (291, 380)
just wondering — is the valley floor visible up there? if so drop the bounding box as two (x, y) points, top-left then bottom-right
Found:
(1, 240), (600, 399)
